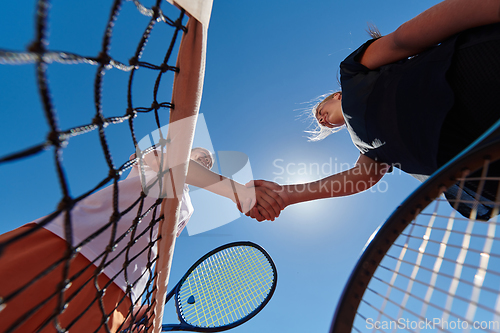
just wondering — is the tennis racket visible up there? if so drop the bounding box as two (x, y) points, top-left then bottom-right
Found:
(331, 120), (500, 332)
(123, 241), (277, 332)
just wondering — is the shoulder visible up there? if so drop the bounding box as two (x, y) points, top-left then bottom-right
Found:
(358, 1), (500, 69)
(340, 39), (378, 77)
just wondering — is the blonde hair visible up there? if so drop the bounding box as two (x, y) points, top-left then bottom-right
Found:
(366, 23), (382, 39)
(305, 91), (344, 141)
(305, 25), (381, 142)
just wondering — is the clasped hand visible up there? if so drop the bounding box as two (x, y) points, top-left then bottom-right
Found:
(240, 180), (289, 222)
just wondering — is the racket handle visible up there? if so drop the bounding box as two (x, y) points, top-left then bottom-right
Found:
(164, 287), (176, 304)
(161, 324), (185, 331)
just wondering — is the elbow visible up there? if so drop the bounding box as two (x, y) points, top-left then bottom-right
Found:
(390, 26), (407, 51)
(390, 24), (428, 56)
(352, 166), (387, 194)
(337, 174), (383, 196)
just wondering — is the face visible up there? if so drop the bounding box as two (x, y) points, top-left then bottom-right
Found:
(316, 93), (344, 128)
(190, 149), (213, 169)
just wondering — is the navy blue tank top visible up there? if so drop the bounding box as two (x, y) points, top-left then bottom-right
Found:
(340, 23), (500, 177)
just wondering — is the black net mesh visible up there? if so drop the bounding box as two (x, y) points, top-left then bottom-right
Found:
(0, 0), (190, 332)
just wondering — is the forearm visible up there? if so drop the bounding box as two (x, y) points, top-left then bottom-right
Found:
(186, 160), (241, 201)
(141, 151), (246, 203)
(282, 169), (380, 205)
(282, 155), (387, 206)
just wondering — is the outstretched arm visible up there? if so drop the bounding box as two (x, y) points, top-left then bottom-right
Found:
(282, 154), (388, 204)
(361, 0), (500, 69)
(139, 150), (284, 219)
(186, 159), (284, 219)
(247, 154), (389, 221)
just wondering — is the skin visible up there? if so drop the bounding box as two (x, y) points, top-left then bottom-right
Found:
(316, 93), (344, 128)
(247, 154), (388, 222)
(135, 148), (285, 220)
(360, 0), (500, 70)
(247, 0), (500, 222)
(190, 148), (213, 169)
(123, 148), (284, 329)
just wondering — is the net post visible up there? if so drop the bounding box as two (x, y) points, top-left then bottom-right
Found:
(151, 12), (210, 333)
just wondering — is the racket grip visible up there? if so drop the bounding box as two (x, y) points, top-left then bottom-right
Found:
(161, 324), (184, 331)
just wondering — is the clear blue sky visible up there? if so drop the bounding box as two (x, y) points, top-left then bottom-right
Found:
(0, 0), (442, 332)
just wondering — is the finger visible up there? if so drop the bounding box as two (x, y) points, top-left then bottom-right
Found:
(251, 206), (266, 222)
(259, 205), (272, 221)
(263, 187), (286, 211)
(241, 198), (250, 214)
(245, 205), (256, 218)
(241, 197), (254, 214)
(255, 190), (281, 218)
(257, 205), (275, 222)
(256, 196), (277, 220)
(248, 206), (264, 221)
(254, 200), (272, 220)
(245, 180), (255, 188)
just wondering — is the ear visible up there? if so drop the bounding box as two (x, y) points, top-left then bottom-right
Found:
(334, 92), (342, 100)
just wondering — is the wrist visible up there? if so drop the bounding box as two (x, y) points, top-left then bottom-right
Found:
(279, 185), (294, 207)
(226, 179), (248, 203)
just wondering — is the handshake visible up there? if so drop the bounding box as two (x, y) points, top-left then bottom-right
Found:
(234, 180), (290, 222)
(135, 148), (291, 222)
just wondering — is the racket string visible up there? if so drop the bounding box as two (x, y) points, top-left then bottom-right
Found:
(176, 245), (275, 328)
(355, 157), (500, 332)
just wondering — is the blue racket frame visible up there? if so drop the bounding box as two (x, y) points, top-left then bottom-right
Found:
(162, 241), (278, 332)
(330, 120), (500, 332)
